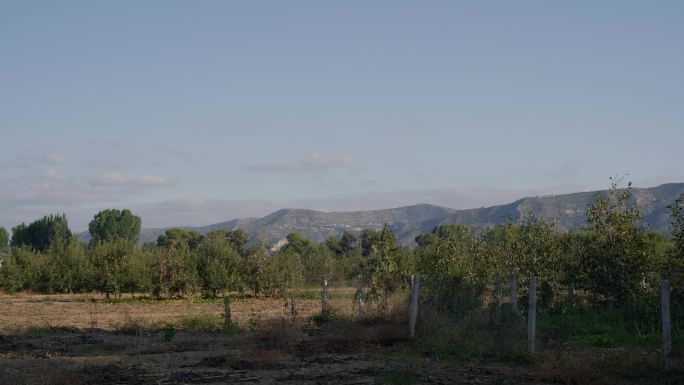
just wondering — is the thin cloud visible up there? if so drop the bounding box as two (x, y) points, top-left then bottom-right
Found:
(0, 168), (175, 229)
(89, 139), (128, 148)
(44, 154), (65, 164)
(1, 153), (64, 169)
(155, 142), (196, 163)
(87, 173), (171, 188)
(245, 152), (354, 174)
(43, 169), (69, 182)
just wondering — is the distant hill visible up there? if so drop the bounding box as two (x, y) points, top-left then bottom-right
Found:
(397, 183), (684, 244)
(79, 183), (684, 246)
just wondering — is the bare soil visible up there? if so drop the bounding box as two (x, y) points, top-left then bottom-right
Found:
(0, 293), (530, 385)
(1, 294), (678, 385)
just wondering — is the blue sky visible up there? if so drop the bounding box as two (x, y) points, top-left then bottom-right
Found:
(1, 1), (683, 231)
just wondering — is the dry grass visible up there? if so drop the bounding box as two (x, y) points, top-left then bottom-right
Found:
(0, 293), (353, 333)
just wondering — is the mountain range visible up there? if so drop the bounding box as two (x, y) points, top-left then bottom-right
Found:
(80, 183), (684, 246)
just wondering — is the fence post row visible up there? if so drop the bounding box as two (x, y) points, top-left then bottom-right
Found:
(528, 276), (537, 354)
(661, 279), (672, 370)
(409, 274), (420, 338)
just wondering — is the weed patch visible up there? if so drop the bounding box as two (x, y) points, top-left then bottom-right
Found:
(177, 314), (220, 332)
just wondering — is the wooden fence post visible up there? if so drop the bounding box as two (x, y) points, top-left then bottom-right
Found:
(661, 279), (672, 370)
(409, 274), (420, 338)
(510, 273), (518, 316)
(528, 276), (537, 354)
(570, 278), (577, 309)
(321, 278), (330, 313)
(354, 275), (365, 318)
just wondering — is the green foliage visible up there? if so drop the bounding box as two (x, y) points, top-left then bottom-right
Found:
(10, 214), (71, 252)
(323, 235), (341, 255)
(120, 246), (153, 295)
(514, 213), (562, 309)
(177, 314), (220, 332)
(149, 243), (197, 299)
(416, 225), (484, 317)
(88, 239), (135, 298)
(515, 213), (560, 279)
(156, 227), (204, 250)
(226, 228), (248, 256)
(540, 306), (664, 348)
(196, 231), (241, 296)
(365, 224), (403, 310)
(268, 247), (304, 296)
(0, 236), (90, 294)
(0, 227), (9, 256)
(242, 246), (271, 296)
(668, 193), (684, 297)
(582, 178), (651, 304)
(312, 309), (336, 325)
(360, 229), (381, 257)
(339, 231), (357, 254)
(283, 232), (331, 284)
(88, 209), (141, 245)
(52, 235), (90, 293)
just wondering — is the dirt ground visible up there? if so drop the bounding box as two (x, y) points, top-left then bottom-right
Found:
(0, 293), (536, 385)
(1, 294), (678, 385)
(0, 323), (525, 385)
(0, 292), (353, 332)
(0, 294), (520, 385)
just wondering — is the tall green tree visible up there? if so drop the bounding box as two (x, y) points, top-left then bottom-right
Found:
(10, 214), (71, 252)
(582, 179), (650, 303)
(366, 224), (402, 310)
(416, 224), (482, 317)
(88, 209), (141, 245)
(196, 230), (242, 296)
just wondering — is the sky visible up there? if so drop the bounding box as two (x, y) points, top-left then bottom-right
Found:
(1, 1), (683, 231)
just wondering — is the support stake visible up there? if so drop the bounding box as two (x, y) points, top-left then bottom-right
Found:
(409, 274), (420, 338)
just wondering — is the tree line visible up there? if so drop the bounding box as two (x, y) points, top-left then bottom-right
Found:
(0, 182), (682, 319)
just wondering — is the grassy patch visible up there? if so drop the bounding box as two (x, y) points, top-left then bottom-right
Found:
(539, 308), (663, 349)
(177, 314), (221, 332)
(416, 305), (528, 363)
